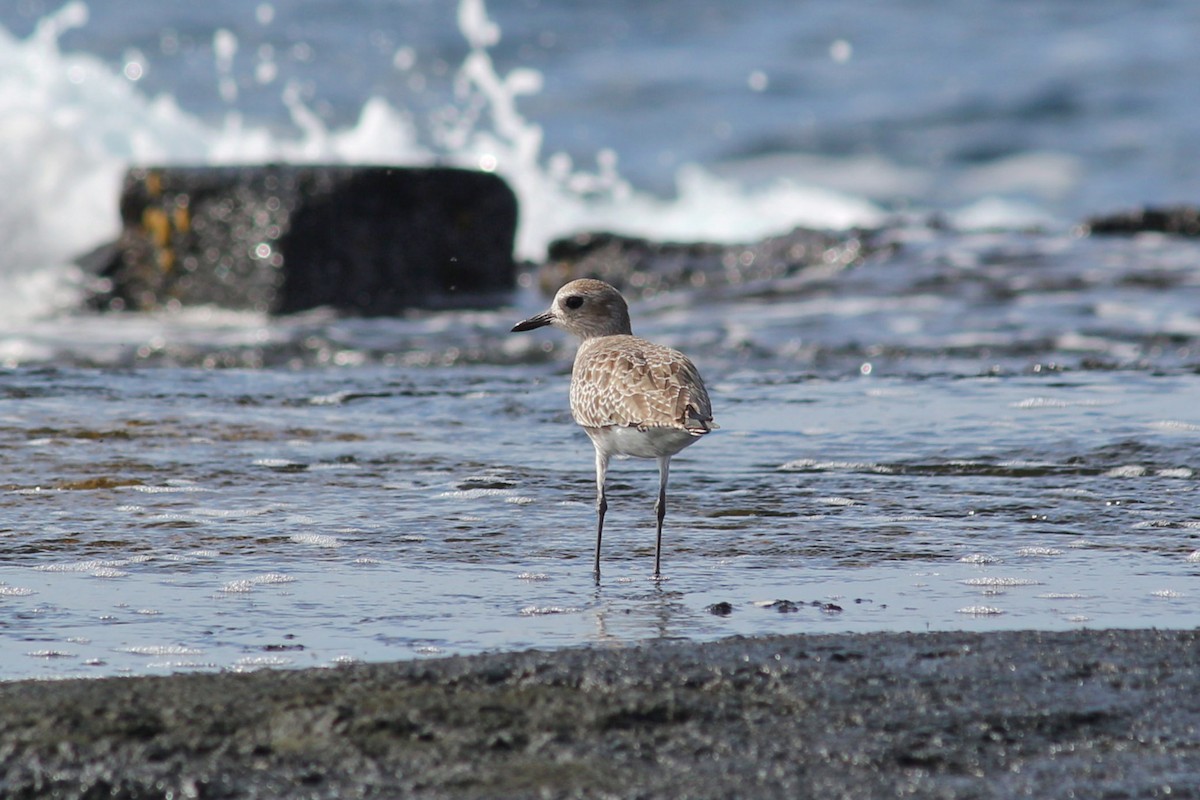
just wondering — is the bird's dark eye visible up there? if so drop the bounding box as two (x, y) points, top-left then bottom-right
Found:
(564, 295), (584, 310)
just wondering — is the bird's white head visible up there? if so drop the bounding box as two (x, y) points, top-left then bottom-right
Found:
(511, 279), (633, 340)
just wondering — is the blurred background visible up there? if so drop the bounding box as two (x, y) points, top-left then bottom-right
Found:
(2, 0), (1198, 306)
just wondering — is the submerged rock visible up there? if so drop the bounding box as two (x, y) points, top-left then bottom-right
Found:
(84, 165), (518, 315)
(535, 226), (889, 298)
(705, 601), (734, 616)
(1085, 205), (1200, 237)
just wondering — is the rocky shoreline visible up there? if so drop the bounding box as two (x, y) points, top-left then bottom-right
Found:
(2, 628), (1197, 798)
(79, 162), (1200, 320)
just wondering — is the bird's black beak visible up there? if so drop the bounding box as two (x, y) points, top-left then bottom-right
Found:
(511, 311), (554, 332)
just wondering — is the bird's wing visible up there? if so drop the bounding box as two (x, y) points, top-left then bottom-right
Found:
(571, 338), (714, 433)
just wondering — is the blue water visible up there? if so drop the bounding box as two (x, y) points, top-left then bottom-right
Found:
(1, 361), (1197, 678)
(0, 1), (1198, 679)
(6, 0), (1199, 217)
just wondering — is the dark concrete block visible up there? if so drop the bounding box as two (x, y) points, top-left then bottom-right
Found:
(87, 165), (518, 314)
(1085, 205), (1200, 237)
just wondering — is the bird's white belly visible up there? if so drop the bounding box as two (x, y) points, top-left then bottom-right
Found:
(584, 425), (698, 459)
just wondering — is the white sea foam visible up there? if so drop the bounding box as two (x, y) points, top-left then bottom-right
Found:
(116, 644), (204, 656)
(1104, 465), (1147, 478)
(519, 605), (579, 616)
(960, 577), (1041, 587)
(956, 606), (1004, 616)
(1015, 547), (1063, 557)
(219, 573), (296, 593)
(289, 533), (341, 548)
(26, 649), (76, 658)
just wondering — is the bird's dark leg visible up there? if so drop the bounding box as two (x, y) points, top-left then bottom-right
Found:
(594, 449), (610, 582)
(654, 456), (671, 578)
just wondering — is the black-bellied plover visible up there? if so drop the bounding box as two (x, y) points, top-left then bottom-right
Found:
(512, 279), (717, 579)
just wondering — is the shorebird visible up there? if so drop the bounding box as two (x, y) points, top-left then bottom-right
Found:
(511, 279), (717, 579)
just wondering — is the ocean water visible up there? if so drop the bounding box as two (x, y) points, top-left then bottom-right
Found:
(1, 0), (1199, 679)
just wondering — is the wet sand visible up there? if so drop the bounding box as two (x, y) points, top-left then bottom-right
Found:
(2, 628), (1197, 799)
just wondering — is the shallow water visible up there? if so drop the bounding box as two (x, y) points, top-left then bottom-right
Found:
(3, 1), (1200, 679)
(3, 227), (1199, 679)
